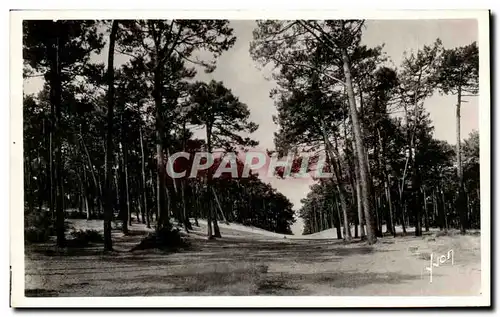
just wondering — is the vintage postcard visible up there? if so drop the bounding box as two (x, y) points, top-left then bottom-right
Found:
(10, 9), (491, 307)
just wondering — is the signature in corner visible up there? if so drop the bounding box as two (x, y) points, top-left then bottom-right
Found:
(424, 249), (454, 283)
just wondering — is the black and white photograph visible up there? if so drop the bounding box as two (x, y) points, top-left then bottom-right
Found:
(10, 10), (491, 307)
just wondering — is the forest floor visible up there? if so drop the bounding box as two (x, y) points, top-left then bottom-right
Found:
(24, 219), (482, 297)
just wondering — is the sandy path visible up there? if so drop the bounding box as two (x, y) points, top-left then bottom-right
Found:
(24, 220), (482, 297)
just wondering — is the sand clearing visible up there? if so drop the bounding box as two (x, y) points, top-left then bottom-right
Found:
(24, 219), (481, 297)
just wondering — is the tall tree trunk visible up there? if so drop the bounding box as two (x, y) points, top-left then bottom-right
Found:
(411, 163), (423, 236)
(82, 167), (91, 220)
(149, 168), (157, 223)
(139, 127), (150, 228)
(433, 189), (439, 229)
(334, 195), (344, 239)
(154, 66), (168, 229)
(118, 109), (129, 234)
(118, 142), (128, 235)
(103, 20), (118, 250)
(205, 125), (215, 239)
(123, 143), (131, 226)
(439, 185), (447, 232)
(181, 180), (192, 230)
(332, 201), (342, 239)
(206, 125), (221, 238)
(351, 136), (366, 239)
(377, 128), (395, 236)
(79, 129), (103, 214)
(399, 197), (407, 234)
(385, 182), (395, 236)
(49, 117), (54, 223)
(341, 48), (376, 244)
(423, 189), (429, 232)
(456, 83), (467, 234)
(50, 21), (65, 247)
(207, 199), (214, 239)
(376, 196), (383, 234)
(194, 183), (200, 227)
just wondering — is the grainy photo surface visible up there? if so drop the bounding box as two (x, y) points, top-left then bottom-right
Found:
(11, 10), (491, 307)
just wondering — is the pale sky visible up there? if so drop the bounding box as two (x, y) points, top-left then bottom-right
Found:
(23, 19), (479, 235)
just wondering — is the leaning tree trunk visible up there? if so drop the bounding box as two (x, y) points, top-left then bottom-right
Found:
(341, 48), (377, 245)
(103, 20), (118, 251)
(320, 120), (351, 241)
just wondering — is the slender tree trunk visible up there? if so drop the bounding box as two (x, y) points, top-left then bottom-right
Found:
(82, 167), (91, 220)
(205, 125), (216, 239)
(439, 185), (447, 232)
(399, 196), (407, 235)
(423, 189), (429, 232)
(118, 142), (128, 235)
(207, 199), (214, 239)
(139, 127), (149, 228)
(432, 189), (438, 229)
(103, 20), (118, 250)
(49, 21), (65, 248)
(332, 201), (342, 239)
(77, 173), (90, 220)
(194, 183), (200, 227)
(149, 168), (157, 223)
(385, 182), (395, 236)
(123, 143), (131, 226)
(312, 204), (317, 233)
(61, 178), (65, 214)
(374, 198), (380, 235)
(49, 118), (54, 223)
(350, 134), (366, 239)
(411, 167), (423, 236)
(80, 131), (103, 212)
(354, 214), (359, 238)
(377, 128), (395, 236)
(456, 84), (467, 234)
(334, 195), (344, 239)
(213, 214), (222, 238)
(341, 48), (376, 244)
(154, 67), (168, 229)
(181, 180), (192, 230)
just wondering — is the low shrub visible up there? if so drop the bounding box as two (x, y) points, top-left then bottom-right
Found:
(63, 229), (104, 248)
(131, 226), (189, 252)
(25, 227), (51, 244)
(70, 229), (104, 244)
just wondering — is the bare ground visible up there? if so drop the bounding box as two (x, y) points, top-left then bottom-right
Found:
(25, 220), (482, 297)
